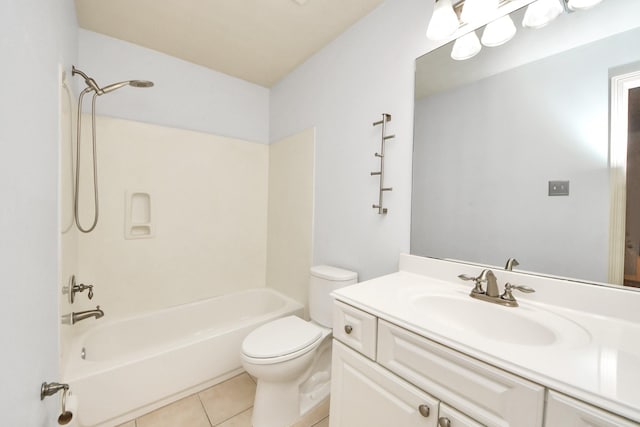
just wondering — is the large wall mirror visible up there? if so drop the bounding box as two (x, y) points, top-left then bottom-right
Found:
(411, 0), (640, 289)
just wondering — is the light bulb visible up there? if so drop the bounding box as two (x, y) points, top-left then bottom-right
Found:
(567, 0), (603, 10)
(481, 14), (516, 47)
(522, 0), (563, 29)
(426, 0), (460, 41)
(460, 0), (499, 24)
(451, 31), (482, 61)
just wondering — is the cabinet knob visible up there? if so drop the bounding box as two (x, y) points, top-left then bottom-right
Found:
(418, 404), (430, 417)
(344, 325), (353, 334)
(438, 417), (451, 427)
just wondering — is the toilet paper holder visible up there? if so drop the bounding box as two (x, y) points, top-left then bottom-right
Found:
(41, 382), (68, 400)
(41, 382), (74, 425)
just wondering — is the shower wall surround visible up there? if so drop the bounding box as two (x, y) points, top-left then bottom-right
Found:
(74, 115), (270, 319)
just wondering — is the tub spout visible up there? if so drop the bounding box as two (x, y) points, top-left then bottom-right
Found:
(71, 305), (104, 324)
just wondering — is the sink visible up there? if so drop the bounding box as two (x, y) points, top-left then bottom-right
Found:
(411, 295), (590, 347)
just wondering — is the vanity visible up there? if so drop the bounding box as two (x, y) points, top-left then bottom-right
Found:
(329, 254), (640, 426)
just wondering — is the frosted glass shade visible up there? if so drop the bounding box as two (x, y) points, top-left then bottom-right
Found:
(522, 0), (563, 29)
(426, 0), (460, 41)
(567, 0), (603, 10)
(461, 0), (499, 24)
(451, 31), (481, 61)
(481, 14), (517, 47)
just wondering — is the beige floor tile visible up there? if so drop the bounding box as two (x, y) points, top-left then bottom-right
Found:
(116, 422), (136, 427)
(290, 399), (330, 427)
(199, 373), (256, 425)
(216, 408), (253, 427)
(136, 395), (210, 427)
(312, 417), (329, 427)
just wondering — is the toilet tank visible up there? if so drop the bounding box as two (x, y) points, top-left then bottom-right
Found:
(309, 265), (357, 328)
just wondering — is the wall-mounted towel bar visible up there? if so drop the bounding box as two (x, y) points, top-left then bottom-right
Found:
(371, 113), (395, 214)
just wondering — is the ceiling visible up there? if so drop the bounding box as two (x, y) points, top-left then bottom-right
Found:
(75, 0), (386, 88)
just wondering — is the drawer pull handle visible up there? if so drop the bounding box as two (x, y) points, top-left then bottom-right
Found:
(438, 417), (451, 427)
(344, 325), (353, 334)
(418, 404), (430, 417)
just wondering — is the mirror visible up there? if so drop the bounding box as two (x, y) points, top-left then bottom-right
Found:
(411, 0), (640, 288)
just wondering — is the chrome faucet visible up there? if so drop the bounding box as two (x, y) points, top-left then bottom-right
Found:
(71, 306), (104, 324)
(458, 270), (535, 307)
(504, 258), (519, 271)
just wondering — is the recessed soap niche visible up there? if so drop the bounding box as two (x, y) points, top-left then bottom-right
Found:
(125, 191), (153, 239)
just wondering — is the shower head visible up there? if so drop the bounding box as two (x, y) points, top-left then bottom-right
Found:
(99, 80), (154, 95)
(71, 66), (154, 95)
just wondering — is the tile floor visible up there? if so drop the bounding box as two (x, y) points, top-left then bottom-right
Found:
(116, 373), (329, 427)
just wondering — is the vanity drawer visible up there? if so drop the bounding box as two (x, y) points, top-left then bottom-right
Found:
(333, 300), (377, 359)
(546, 391), (639, 426)
(377, 320), (545, 427)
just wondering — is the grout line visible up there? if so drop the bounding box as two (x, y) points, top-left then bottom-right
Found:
(197, 392), (215, 427)
(311, 415), (329, 427)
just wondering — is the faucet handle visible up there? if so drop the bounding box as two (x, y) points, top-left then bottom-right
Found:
(457, 274), (485, 294)
(501, 283), (535, 302)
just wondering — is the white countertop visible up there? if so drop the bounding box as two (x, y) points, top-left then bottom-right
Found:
(333, 267), (640, 423)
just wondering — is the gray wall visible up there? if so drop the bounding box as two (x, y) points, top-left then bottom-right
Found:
(0, 0), (78, 424)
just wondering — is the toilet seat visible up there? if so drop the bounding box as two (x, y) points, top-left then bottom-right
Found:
(242, 316), (325, 364)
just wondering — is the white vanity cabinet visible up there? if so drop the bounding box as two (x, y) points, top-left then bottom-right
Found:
(331, 340), (440, 427)
(331, 302), (544, 427)
(545, 391), (640, 427)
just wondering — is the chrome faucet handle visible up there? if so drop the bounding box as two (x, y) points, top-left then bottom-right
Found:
(500, 283), (535, 302)
(457, 273), (485, 294)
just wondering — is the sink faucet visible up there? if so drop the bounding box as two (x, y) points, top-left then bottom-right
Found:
(504, 258), (519, 271)
(458, 270), (534, 307)
(71, 306), (104, 324)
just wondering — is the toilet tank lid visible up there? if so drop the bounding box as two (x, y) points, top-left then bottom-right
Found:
(311, 265), (357, 281)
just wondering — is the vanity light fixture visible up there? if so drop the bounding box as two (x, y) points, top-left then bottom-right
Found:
(426, 0), (460, 41)
(481, 14), (517, 47)
(460, 0), (499, 25)
(566, 0), (603, 10)
(522, 0), (563, 29)
(451, 30), (482, 60)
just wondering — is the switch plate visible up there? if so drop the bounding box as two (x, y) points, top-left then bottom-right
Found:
(548, 180), (569, 196)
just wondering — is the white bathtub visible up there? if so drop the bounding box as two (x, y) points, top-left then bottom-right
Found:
(63, 288), (304, 427)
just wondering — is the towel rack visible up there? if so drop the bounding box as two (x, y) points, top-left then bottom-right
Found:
(371, 113), (395, 214)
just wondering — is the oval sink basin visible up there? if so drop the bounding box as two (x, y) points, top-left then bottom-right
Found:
(411, 295), (589, 347)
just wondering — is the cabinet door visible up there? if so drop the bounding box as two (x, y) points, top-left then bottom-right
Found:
(377, 320), (545, 427)
(546, 391), (640, 426)
(438, 403), (484, 427)
(330, 340), (439, 427)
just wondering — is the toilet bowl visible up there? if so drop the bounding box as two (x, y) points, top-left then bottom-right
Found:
(241, 265), (357, 427)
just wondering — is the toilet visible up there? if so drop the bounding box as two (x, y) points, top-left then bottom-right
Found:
(241, 265), (357, 427)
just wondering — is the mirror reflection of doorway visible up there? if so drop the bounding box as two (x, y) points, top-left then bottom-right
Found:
(624, 87), (640, 287)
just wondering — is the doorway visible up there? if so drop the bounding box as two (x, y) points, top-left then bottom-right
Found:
(624, 87), (640, 287)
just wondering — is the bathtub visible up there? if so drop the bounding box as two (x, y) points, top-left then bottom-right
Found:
(63, 288), (304, 427)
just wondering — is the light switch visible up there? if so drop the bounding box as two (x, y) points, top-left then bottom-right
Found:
(548, 181), (569, 196)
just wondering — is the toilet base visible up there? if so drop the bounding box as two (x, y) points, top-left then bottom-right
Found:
(249, 340), (332, 427)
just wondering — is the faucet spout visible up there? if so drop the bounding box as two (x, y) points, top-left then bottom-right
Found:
(504, 258), (519, 271)
(479, 269), (499, 297)
(71, 305), (104, 324)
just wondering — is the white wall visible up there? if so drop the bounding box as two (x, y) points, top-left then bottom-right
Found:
(72, 116), (269, 323)
(412, 28), (640, 284)
(270, 0), (434, 281)
(266, 128), (315, 309)
(78, 29), (270, 144)
(0, 1), (77, 425)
